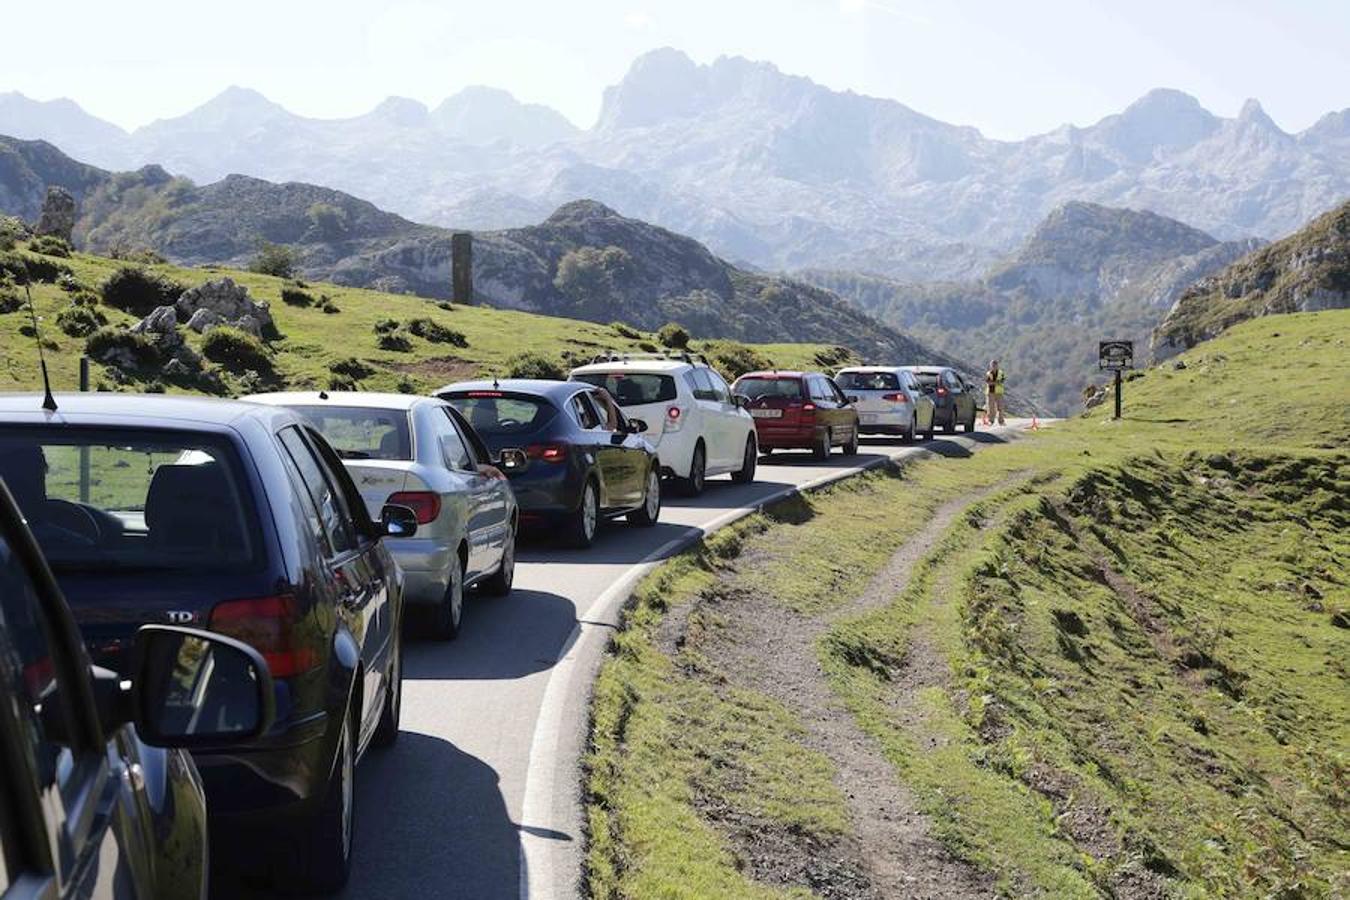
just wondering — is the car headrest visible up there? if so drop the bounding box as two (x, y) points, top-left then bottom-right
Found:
(145, 463), (232, 532)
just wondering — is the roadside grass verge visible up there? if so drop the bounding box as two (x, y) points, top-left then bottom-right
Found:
(585, 310), (1350, 898)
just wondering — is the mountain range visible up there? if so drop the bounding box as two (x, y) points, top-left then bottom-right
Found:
(3, 48), (1347, 280)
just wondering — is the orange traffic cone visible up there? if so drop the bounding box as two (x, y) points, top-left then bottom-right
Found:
(1030, 416), (1040, 430)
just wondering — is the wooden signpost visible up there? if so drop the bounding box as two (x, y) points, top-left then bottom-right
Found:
(1099, 340), (1134, 419)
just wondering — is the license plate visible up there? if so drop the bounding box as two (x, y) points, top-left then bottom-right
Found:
(751, 409), (782, 419)
(860, 413), (879, 424)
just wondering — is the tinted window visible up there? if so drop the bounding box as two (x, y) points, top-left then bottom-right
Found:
(705, 369), (732, 403)
(443, 393), (559, 437)
(291, 406), (412, 461)
(0, 430), (258, 574)
(809, 377), (832, 402)
(735, 377), (804, 400)
(445, 407), (490, 465)
(568, 393), (601, 430)
(690, 370), (718, 402)
(278, 428), (356, 556)
(573, 372), (678, 406)
(836, 371), (900, 391)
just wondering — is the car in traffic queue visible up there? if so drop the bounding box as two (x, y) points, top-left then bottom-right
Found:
(731, 370), (861, 460)
(0, 392), (417, 894)
(903, 366), (979, 433)
(569, 354), (758, 494)
(243, 392), (522, 641)
(436, 379), (662, 547)
(0, 476), (275, 900)
(834, 366), (936, 442)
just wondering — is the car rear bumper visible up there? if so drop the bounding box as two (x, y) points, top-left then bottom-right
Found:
(194, 709), (332, 821)
(856, 410), (911, 433)
(754, 423), (817, 449)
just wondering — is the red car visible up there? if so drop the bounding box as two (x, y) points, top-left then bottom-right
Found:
(732, 370), (860, 459)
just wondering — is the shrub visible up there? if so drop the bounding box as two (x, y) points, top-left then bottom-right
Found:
(377, 330), (413, 352)
(0, 252), (71, 284)
(56, 304), (107, 337)
(101, 266), (183, 316)
(281, 286), (314, 307)
(29, 235), (72, 258)
(812, 345), (854, 368)
(504, 352), (565, 380)
(396, 375), (416, 394)
(306, 203), (348, 240)
(69, 290), (101, 308)
(436, 301), (454, 312)
(57, 273), (86, 293)
(706, 341), (769, 379)
(611, 321), (640, 339)
(637, 341), (658, 353)
(0, 216), (26, 251)
(327, 375), (357, 391)
(317, 295), (341, 314)
(658, 322), (691, 349)
(0, 287), (22, 314)
(108, 243), (167, 265)
(373, 318), (400, 335)
(329, 357), (375, 381)
(86, 327), (161, 368)
(202, 326), (271, 373)
(249, 241), (297, 278)
(407, 317), (468, 347)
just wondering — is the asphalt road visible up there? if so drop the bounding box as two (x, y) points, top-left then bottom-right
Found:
(331, 422), (1030, 900)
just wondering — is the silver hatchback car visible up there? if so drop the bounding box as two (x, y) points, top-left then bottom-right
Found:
(835, 367), (936, 442)
(245, 392), (520, 639)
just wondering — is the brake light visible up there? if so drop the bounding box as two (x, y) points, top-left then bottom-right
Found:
(526, 443), (568, 463)
(936, 387), (948, 396)
(666, 405), (681, 420)
(802, 403), (816, 411)
(466, 391), (504, 398)
(210, 595), (317, 678)
(388, 491), (441, 524)
(882, 393), (909, 403)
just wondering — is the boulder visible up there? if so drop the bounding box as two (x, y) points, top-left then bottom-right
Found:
(175, 278), (273, 334)
(35, 186), (77, 242)
(186, 308), (225, 333)
(131, 305), (178, 335)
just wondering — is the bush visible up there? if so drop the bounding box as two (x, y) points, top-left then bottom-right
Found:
(281, 286), (314, 307)
(107, 243), (167, 265)
(329, 357), (375, 381)
(658, 322), (691, 349)
(101, 267), (184, 316)
(0, 287), (22, 314)
(436, 301), (454, 312)
(373, 318), (400, 335)
(0, 216), (26, 251)
(611, 321), (640, 339)
(705, 341), (769, 379)
(56, 304), (107, 337)
(812, 345), (854, 368)
(377, 330), (413, 352)
(86, 327), (161, 368)
(249, 242), (297, 278)
(69, 290), (101, 308)
(396, 375), (416, 394)
(202, 326), (271, 373)
(57, 273), (86, 293)
(317, 295), (340, 314)
(306, 203), (348, 240)
(407, 317), (468, 347)
(29, 235), (72, 258)
(0, 252), (72, 285)
(504, 352), (565, 380)
(637, 341), (658, 353)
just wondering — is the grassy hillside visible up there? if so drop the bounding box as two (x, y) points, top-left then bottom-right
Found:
(0, 241), (853, 396)
(586, 309), (1349, 899)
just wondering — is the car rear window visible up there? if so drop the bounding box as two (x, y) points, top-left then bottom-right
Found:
(836, 371), (900, 391)
(442, 393), (559, 437)
(735, 377), (804, 400)
(0, 429), (260, 574)
(572, 372), (678, 407)
(291, 405), (412, 460)
(911, 372), (941, 392)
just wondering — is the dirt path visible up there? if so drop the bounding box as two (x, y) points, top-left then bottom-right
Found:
(686, 484), (1024, 899)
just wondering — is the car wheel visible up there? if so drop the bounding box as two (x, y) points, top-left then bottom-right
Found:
(281, 704), (355, 893)
(843, 426), (859, 456)
(963, 409), (976, 433)
(628, 467), (662, 526)
(902, 415), (916, 444)
(427, 558), (463, 641)
(482, 524), (516, 596)
(812, 429), (831, 461)
(373, 635), (402, 747)
(730, 435), (757, 484)
(567, 479), (600, 548)
(943, 409), (957, 434)
(677, 442), (707, 496)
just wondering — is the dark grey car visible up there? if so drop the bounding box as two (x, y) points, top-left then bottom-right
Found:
(904, 366), (978, 433)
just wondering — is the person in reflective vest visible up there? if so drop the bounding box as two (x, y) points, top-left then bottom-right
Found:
(984, 359), (1006, 426)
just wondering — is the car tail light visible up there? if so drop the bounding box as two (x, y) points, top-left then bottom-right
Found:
(526, 443), (568, 463)
(664, 405), (685, 431)
(388, 491), (441, 524)
(210, 594), (317, 678)
(882, 393), (909, 403)
(936, 387), (948, 397)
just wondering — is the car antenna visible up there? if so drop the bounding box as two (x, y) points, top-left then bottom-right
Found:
(22, 280), (58, 412)
(492, 374), (500, 390)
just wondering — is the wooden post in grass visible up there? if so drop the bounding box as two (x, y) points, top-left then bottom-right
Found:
(452, 232), (473, 305)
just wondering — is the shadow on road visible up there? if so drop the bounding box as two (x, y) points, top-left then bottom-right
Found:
(518, 520), (703, 565)
(405, 588), (579, 681)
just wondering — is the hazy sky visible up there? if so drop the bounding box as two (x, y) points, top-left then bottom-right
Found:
(1, 0), (1345, 137)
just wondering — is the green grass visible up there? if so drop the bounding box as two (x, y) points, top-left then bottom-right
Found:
(0, 243), (845, 396)
(586, 309), (1350, 898)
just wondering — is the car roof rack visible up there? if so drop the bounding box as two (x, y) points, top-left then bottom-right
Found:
(587, 351), (710, 366)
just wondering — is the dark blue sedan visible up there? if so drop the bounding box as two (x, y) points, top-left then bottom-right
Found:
(436, 379), (662, 547)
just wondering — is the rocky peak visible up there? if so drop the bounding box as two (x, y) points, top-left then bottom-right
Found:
(1088, 88), (1218, 161)
(368, 97), (430, 128)
(596, 47), (704, 130)
(543, 199), (622, 227)
(431, 86), (578, 146)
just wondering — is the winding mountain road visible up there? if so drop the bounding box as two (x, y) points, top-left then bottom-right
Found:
(333, 423), (1029, 899)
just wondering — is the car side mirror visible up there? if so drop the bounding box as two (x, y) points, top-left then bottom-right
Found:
(494, 448), (528, 473)
(626, 419), (648, 434)
(846, 395), (859, 404)
(733, 394), (750, 410)
(130, 626), (275, 749)
(380, 503), (419, 538)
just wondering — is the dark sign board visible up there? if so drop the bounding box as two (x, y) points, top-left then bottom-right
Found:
(1099, 340), (1134, 371)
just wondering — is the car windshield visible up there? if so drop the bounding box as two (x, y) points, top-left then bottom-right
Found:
(836, 371), (900, 391)
(735, 377), (804, 400)
(572, 372), (677, 407)
(0, 429), (260, 573)
(443, 393), (558, 436)
(291, 406), (412, 460)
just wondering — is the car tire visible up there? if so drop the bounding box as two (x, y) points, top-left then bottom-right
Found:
(730, 435), (757, 484)
(943, 410), (957, 434)
(280, 704), (355, 893)
(812, 429), (831, 461)
(373, 636), (402, 747)
(426, 559), (463, 641)
(482, 524), (516, 597)
(677, 442), (707, 496)
(902, 415), (916, 444)
(628, 467), (662, 527)
(567, 479), (600, 548)
(843, 426), (859, 456)
(963, 409), (976, 433)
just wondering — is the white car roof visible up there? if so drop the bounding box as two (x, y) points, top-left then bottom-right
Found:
(836, 366), (907, 373)
(241, 391), (438, 411)
(570, 359), (693, 375)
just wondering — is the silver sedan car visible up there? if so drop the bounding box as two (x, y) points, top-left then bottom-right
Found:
(244, 392), (521, 639)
